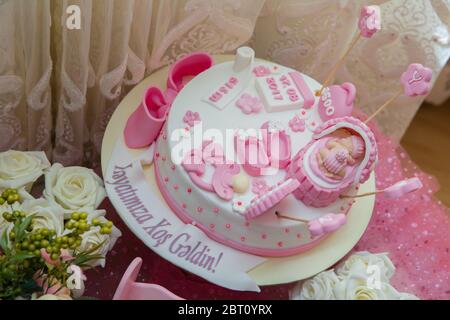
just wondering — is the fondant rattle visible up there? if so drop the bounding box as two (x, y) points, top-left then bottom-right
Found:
(340, 177), (423, 199)
(113, 257), (183, 300)
(275, 212), (347, 238)
(316, 5), (381, 96)
(244, 178), (300, 220)
(364, 63), (433, 124)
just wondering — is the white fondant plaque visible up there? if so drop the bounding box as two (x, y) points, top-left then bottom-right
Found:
(203, 76), (241, 110)
(256, 73), (304, 113)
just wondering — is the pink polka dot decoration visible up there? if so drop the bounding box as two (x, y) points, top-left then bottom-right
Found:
(85, 111), (449, 300)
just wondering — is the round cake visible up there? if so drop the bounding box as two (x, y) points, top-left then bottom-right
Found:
(151, 47), (377, 257)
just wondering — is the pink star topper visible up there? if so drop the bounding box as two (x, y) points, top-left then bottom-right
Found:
(358, 5), (381, 38)
(400, 63), (433, 97)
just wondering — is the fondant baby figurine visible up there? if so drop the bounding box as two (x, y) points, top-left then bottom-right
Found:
(317, 131), (365, 180)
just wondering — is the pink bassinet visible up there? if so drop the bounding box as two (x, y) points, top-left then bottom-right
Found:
(288, 116), (378, 208)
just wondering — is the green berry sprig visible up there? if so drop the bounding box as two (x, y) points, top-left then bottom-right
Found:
(14, 228), (56, 258)
(0, 188), (21, 205)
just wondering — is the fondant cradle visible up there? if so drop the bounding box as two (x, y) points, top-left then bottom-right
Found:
(288, 116), (378, 208)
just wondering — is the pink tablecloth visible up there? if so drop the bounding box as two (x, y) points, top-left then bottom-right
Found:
(86, 120), (450, 300)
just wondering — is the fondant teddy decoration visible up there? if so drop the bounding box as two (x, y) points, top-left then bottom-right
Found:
(317, 131), (365, 180)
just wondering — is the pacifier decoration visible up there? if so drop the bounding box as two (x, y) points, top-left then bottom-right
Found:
(316, 5), (381, 96)
(124, 52), (213, 148)
(318, 82), (356, 122)
(365, 63), (432, 124)
(275, 212), (347, 238)
(341, 177), (423, 200)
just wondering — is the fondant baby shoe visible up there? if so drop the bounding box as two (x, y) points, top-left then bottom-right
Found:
(318, 82), (356, 122)
(261, 121), (292, 169)
(166, 52), (214, 104)
(124, 87), (169, 148)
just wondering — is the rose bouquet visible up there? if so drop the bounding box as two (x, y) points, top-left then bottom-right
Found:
(0, 150), (121, 300)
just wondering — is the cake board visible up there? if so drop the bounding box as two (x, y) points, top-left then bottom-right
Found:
(101, 55), (375, 287)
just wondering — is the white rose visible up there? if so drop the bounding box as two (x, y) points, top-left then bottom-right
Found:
(44, 163), (106, 216)
(291, 270), (340, 300)
(76, 214), (121, 268)
(334, 261), (401, 300)
(335, 251), (395, 283)
(0, 150), (50, 190)
(21, 199), (65, 236)
(334, 278), (405, 300)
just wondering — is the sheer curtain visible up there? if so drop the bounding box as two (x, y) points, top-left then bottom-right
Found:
(0, 0), (449, 166)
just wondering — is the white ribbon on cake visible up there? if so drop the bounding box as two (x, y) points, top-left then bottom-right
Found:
(105, 139), (266, 292)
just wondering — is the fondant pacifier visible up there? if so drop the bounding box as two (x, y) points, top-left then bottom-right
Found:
(318, 82), (356, 122)
(124, 52), (213, 149)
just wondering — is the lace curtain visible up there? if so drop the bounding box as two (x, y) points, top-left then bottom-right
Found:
(0, 0), (449, 166)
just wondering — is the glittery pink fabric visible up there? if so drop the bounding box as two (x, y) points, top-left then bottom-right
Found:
(86, 116), (449, 300)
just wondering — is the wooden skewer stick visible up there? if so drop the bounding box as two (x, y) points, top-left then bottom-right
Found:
(275, 211), (310, 223)
(364, 89), (403, 124)
(316, 34), (361, 97)
(340, 190), (380, 199)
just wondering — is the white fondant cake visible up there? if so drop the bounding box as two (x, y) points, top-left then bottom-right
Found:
(154, 48), (371, 257)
